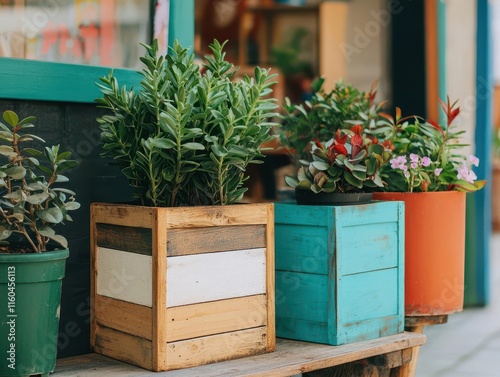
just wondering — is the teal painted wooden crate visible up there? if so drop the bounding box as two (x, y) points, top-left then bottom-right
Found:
(275, 201), (404, 345)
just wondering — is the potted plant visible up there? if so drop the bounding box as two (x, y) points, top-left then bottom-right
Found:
(372, 98), (486, 316)
(273, 84), (405, 346)
(0, 110), (79, 377)
(90, 39), (278, 371)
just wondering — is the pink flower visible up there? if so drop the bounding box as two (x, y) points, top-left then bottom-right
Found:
(409, 154), (419, 163)
(390, 158), (400, 169)
(421, 157), (431, 167)
(434, 168), (443, 177)
(404, 171), (410, 178)
(469, 155), (479, 167)
(410, 162), (418, 169)
(457, 162), (476, 184)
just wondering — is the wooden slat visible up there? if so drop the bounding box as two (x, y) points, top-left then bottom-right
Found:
(166, 248), (267, 307)
(152, 209), (168, 371)
(94, 295), (152, 340)
(166, 295), (268, 342)
(91, 203), (155, 229)
(54, 333), (426, 376)
(90, 207), (98, 349)
(165, 327), (268, 371)
(96, 223), (152, 256)
(96, 247), (153, 307)
(164, 203), (271, 228)
(93, 325), (153, 371)
(167, 225), (266, 256)
(265, 204), (275, 353)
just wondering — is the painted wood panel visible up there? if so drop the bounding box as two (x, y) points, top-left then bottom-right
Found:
(276, 317), (330, 345)
(94, 295), (152, 340)
(338, 268), (399, 323)
(336, 315), (404, 346)
(166, 248), (266, 307)
(274, 204), (329, 227)
(96, 223), (152, 256)
(96, 247), (153, 307)
(275, 271), (328, 323)
(166, 295), (267, 342)
(275, 224), (329, 275)
(337, 222), (399, 275)
(167, 225), (266, 256)
(335, 202), (400, 227)
(93, 325), (152, 370)
(165, 327), (268, 370)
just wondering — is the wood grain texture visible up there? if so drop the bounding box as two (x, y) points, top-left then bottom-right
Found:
(165, 327), (268, 371)
(163, 204), (271, 228)
(166, 295), (267, 342)
(166, 248), (267, 307)
(96, 247), (153, 307)
(96, 223), (152, 256)
(54, 333), (426, 377)
(91, 203), (155, 228)
(90, 208), (97, 349)
(166, 225), (266, 256)
(93, 325), (153, 371)
(265, 203), (276, 352)
(94, 295), (152, 340)
(152, 209), (168, 370)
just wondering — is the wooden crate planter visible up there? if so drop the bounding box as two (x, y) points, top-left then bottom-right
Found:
(90, 203), (275, 372)
(274, 201), (404, 345)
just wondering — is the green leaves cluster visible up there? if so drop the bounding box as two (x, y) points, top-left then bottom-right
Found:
(285, 130), (391, 194)
(96, 39), (279, 207)
(279, 78), (383, 162)
(0, 110), (80, 253)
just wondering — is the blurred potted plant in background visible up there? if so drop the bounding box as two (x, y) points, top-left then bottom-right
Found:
(278, 78), (384, 164)
(372, 98), (485, 316)
(0, 110), (79, 377)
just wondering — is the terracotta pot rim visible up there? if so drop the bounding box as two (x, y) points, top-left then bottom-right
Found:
(374, 191), (464, 196)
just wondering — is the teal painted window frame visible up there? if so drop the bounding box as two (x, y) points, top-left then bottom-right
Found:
(0, 0), (194, 104)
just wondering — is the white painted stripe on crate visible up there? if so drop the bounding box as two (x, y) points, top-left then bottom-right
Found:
(166, 248), (267, 307)
(96, 247), (153, 307)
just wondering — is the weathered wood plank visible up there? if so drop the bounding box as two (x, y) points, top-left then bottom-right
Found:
(93, 325), (153, 371)
(91, 203), (155, 228)
(90, 208), (98, 349)
(265, 203), (276, 352)
(166, 295), (267, 342)
(166, 248), (267, 307)
(152, 209), (168, 370)
(166, 225), (266, 256)
(165, 327), (268, 370)
(94, 295), (152, 340)
(164, 204), (271, 228)
(96, 247), (153, 307)
(54, 333), (426, 377)
(96, 224), (152, 256)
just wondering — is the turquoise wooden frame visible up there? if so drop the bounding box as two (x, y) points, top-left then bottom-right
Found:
(0, 0), (194, 104)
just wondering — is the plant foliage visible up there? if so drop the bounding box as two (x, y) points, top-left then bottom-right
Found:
(96, 39), (279, 207)
(0, 110), (80, 253)
(279, 79), (384, 163)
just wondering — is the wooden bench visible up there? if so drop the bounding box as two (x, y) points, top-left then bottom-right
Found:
(53, 332), (425, 377)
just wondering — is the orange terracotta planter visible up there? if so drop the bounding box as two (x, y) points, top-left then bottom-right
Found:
(373, 191), (466, 316)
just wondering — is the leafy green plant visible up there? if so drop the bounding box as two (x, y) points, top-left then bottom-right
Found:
(285, 125), (391, 194)
(0, 110), (80, 253)
(370, 98), (486, 192)
(271, 28), (313, 77)
(96, 39), (279, 207)
(279, 78), (384, 162)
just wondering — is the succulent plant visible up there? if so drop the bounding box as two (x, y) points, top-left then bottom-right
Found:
(285, 125), (391, 194)
(0, 110), (80, 253)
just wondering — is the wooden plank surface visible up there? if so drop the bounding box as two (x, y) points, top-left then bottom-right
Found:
(265, 204), (276, 352)
(54, 333), (426, 377)
(96, 224), (153, 256)
(94, 295), (152, 340)
(96, 247), (153, 307)
(165, 327), (268, 370)
(163, 204), (271, 228)
(166, 248), (267, 307)
(166, 295), (268, 342)
(166, 225), (266, 256)
(91, 203), (155, 229)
